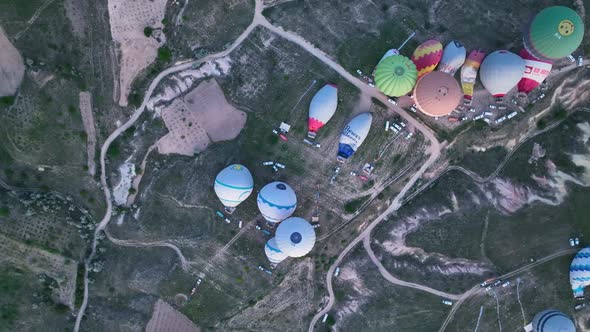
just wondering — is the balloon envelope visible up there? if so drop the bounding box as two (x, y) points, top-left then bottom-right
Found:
(308, 84), (338, 135)
(275, 217), (316, 258)
(438, 41), (466, 76)
(265, 237), (288, 264)
(524, 6), (584, 61)
(214, 164), (254, 208)
(532, 310), (575, 332)
(517, 49), (552, 94)
(479, 50), (525, 98)
(460, 49), (486, 101)
(337, 113), (373, 161)
(257, 182), (297, 223)
(374, 55), (418, 97)
(414, 71), (461, 117)
(412, 39), (443, 78)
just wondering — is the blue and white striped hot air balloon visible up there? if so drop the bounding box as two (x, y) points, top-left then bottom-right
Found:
(265, 237), (288, 264)
(570, 247), (590, 297)
(214, 164), (254, 210)
(275, 217), (316, 258)
(257, 182), (297, 223)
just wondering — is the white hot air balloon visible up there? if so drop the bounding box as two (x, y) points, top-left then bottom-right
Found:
(265, 237), (288, 264)
(213, 164), (254, 213)
(337, 112), (373, 162)
(257, 182), (297, 223)
(308, 84), (338, 139)
(479, 50), (525, 100)
(438, 41), (466, 76)
(275, 217), (316, 258)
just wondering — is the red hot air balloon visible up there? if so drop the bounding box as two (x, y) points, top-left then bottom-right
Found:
(411, 40), (443, 79)
(517, 49), (552, 95)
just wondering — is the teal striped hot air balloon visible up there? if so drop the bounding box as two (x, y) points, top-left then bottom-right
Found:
(374, 55), (418, 97)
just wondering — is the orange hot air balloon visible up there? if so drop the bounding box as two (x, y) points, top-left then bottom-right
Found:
(411, 40), (443, 78)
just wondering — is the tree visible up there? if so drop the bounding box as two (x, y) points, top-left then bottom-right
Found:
(157, 46), (172, 63)
(144, 26), (154, 37)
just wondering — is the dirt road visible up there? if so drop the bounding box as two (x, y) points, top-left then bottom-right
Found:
(73, 2), (264, 331)
(363, 236), (462, 300)
(75, 1), (443, 330)
(438, 248), (577, 332)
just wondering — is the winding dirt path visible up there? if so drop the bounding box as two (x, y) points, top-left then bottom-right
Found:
(363, 236), (462, 300)
(73, 2), (264, 330)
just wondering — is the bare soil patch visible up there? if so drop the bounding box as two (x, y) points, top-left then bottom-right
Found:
(108, 0), (167, 106)
(157, 79), (246, 156)
(79, 92), (97, 176)
(146, 299), (201, 332)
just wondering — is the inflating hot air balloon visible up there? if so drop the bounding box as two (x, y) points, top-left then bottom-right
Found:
(460, 49), (486, 104)
(308, 84), (338, 138)
(524, 6), (584, 61)
(438, 41), (466, 76)
(265, 237), (288, 264)
(411, 39), (443, 78)
(479, 50), (525, 99)
(378, 49), (400, 64)
(257, 182), (297, 223)
(214, 164), (253, 212)
(275, 217), (316, 258)
(374, 55), (418, 97)
(517, 49), (552, 95)
(337, 113), (373, 162)
(413, 71), (461, 117)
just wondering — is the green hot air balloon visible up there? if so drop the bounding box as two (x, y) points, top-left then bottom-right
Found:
(374, 55), (418, 97)
(524, 6), (584, 61)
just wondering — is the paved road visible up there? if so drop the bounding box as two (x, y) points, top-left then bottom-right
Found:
(438, 249), (577, 332)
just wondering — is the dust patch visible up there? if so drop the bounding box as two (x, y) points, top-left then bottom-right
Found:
(108, 0), (167, 106)
(0, 26), (25, 97)
(79, 92), (97, 176)
(157, 79), (246, 156)
(146, 299), (201, 332)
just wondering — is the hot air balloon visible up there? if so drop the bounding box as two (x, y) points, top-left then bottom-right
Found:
(337, 112), (373, 162)
(570, 247), (590, 297)
(265, 237), (288, 264)
(479, 50), (525, 100)
(214, 164), (253, 212)
(460, 49), (486, 104)
(411, 39), (443, 78)
(517, 49), (552, 95)
(308, 84), (338, 138)
(438, 41), (466, 76)
(524, 6), (584, 61)
(374, 55), (418, 97)
(378, 48), (400, 64)
(531, 310), (575, 332)
(275, 217), (316, 258)
(413, 71), (461, 117)
(257, 182), (297, 223)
